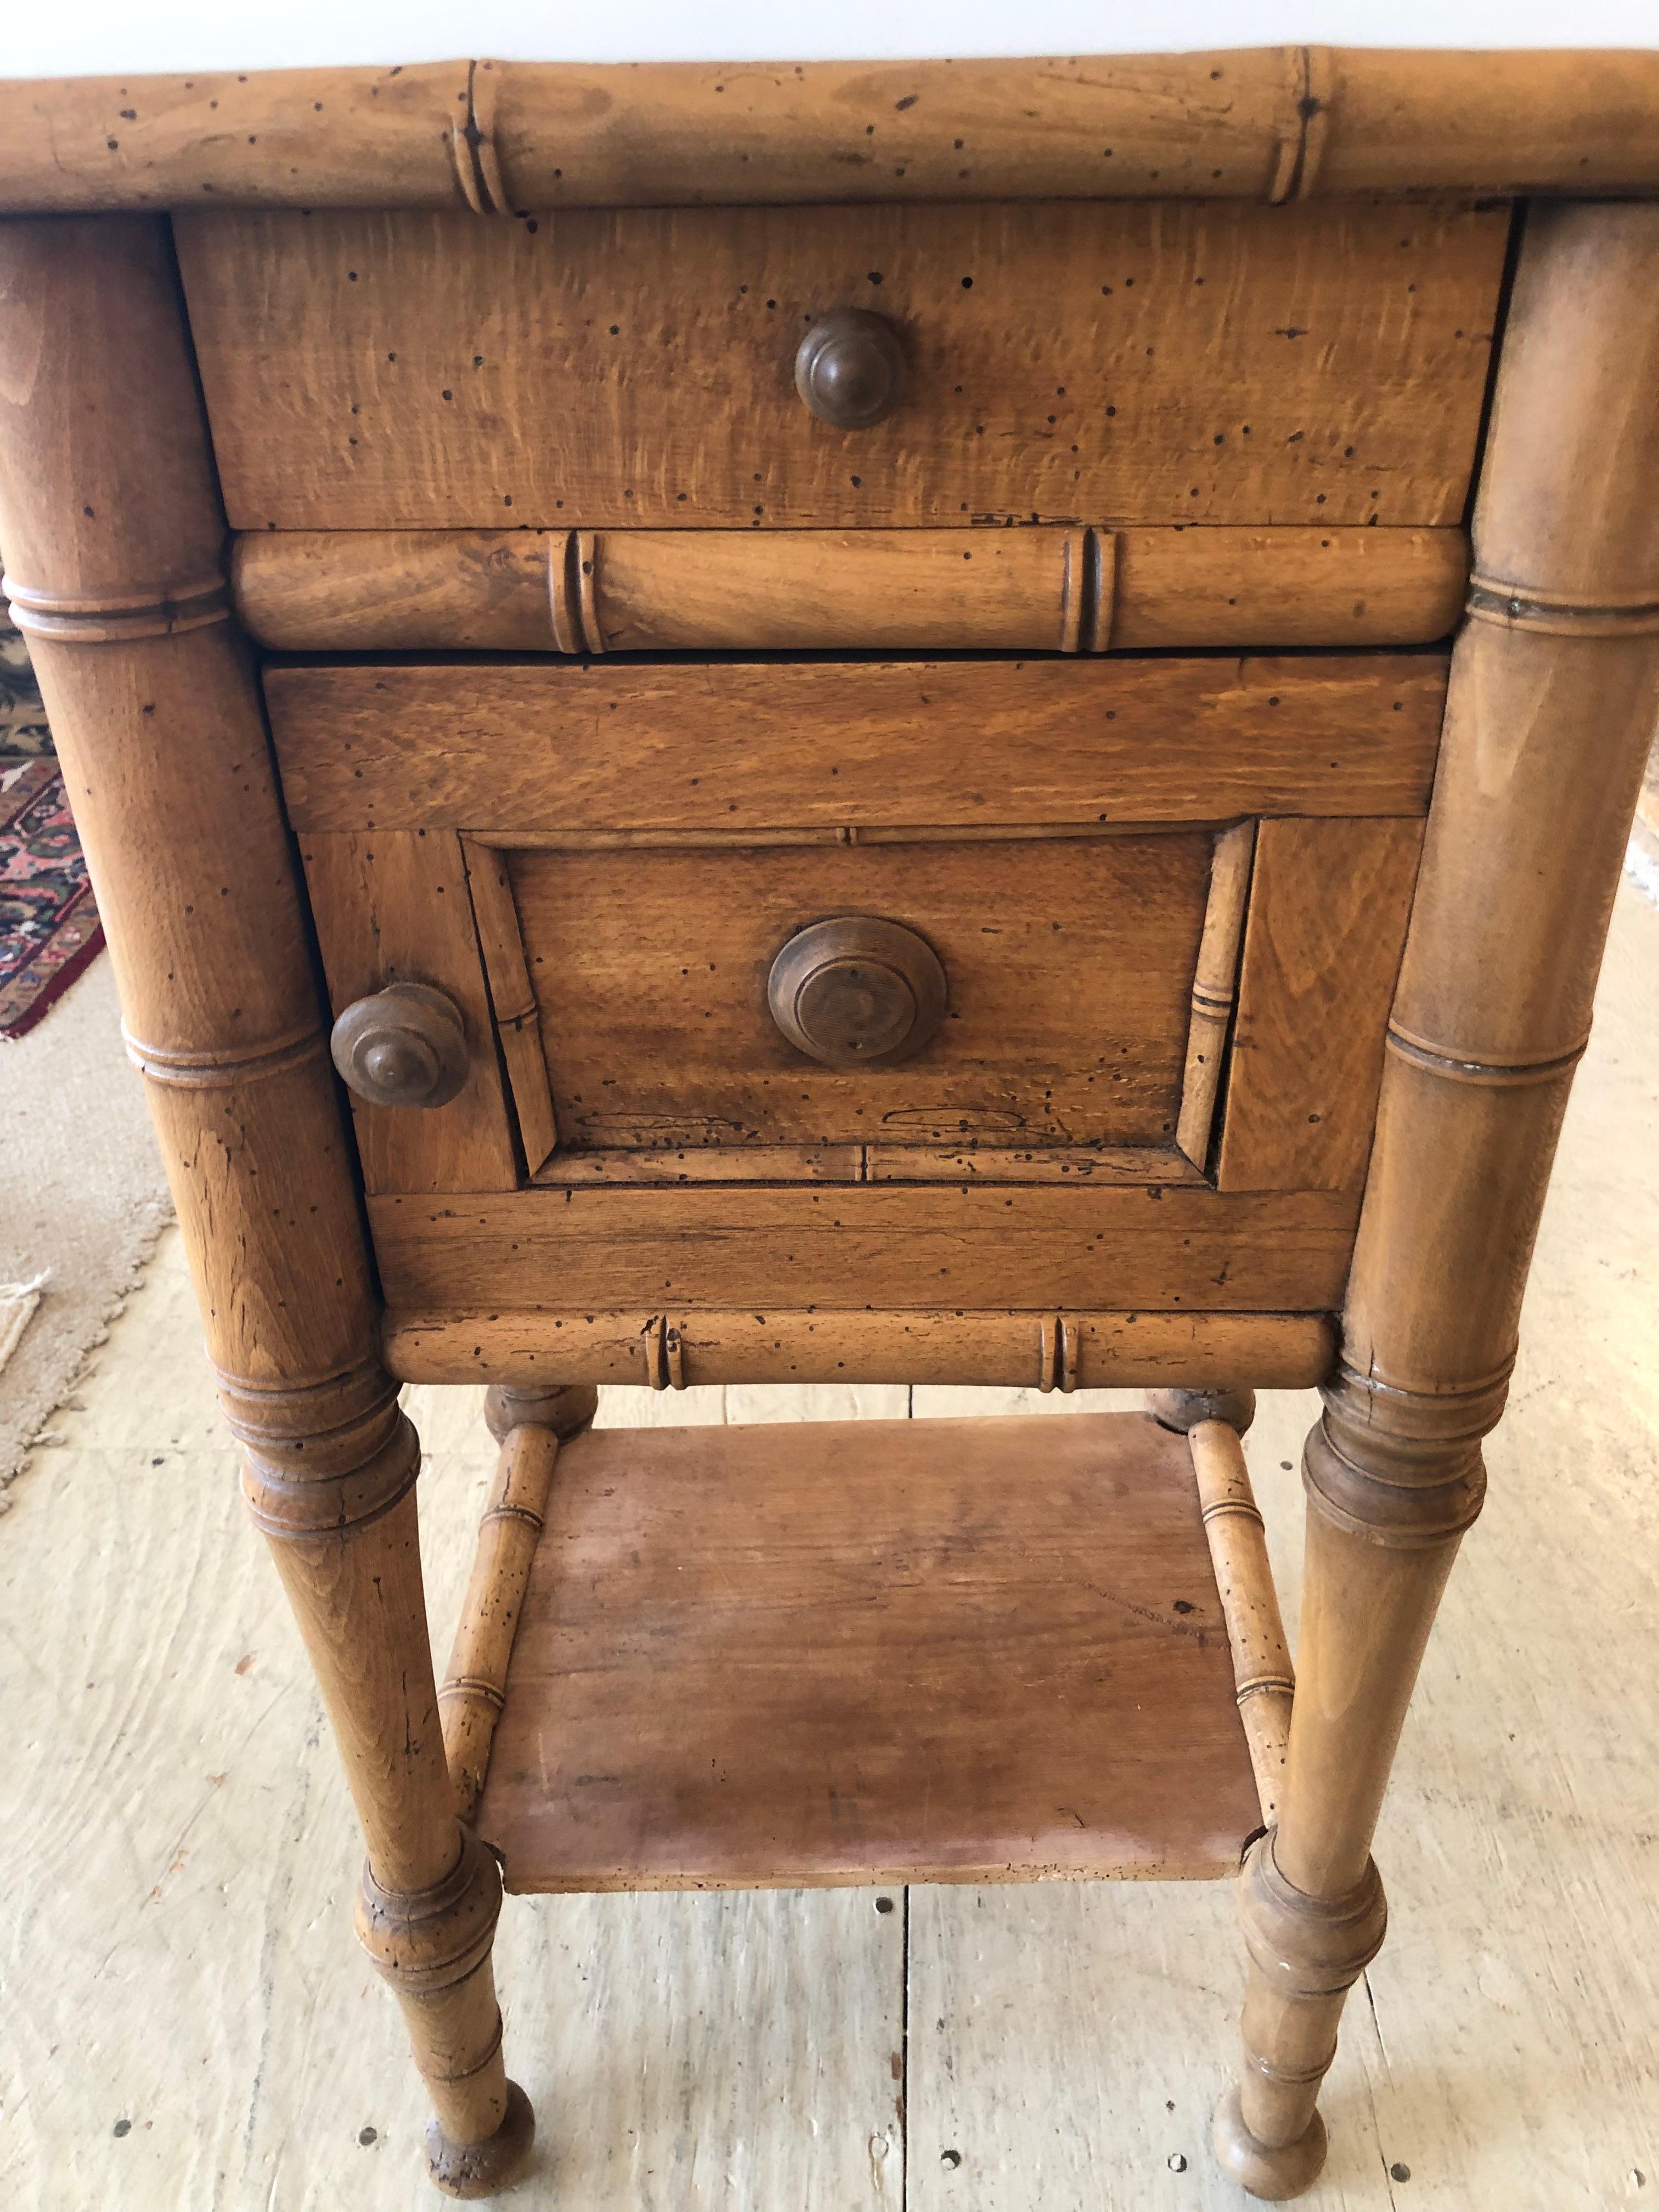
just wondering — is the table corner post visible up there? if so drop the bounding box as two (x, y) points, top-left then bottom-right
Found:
(0, 210), (534, 2198)
(1216, 199), (1659, 2199)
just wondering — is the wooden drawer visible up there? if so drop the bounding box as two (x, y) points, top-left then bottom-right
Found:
(440, 831), (1214, 1161)
(176, 196), (1509, 532)
(266, 653), (1431, 1356)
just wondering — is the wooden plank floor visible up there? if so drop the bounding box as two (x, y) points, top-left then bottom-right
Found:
(1, 882), (1655, 2210)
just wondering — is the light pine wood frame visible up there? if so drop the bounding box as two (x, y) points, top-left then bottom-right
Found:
(1, 82), (1654, 2207)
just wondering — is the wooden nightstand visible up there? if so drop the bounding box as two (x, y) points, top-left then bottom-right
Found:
(1, 48), (1655, 2200)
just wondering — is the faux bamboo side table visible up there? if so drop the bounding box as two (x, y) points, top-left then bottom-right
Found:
(1, 49), (1655, 2201)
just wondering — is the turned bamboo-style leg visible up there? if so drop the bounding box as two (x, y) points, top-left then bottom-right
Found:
(0, 216), (532, 2198)
(1214, 1402), (1468, 2196)
(1215, 202), (1659, 2199)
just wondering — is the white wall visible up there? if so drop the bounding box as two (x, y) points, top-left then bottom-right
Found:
(4, 0), (1654, 75)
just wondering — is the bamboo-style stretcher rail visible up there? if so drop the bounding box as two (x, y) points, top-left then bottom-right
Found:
(439, 1424), (561, 1821)
(1189, 1418), (1296, 1826)
(230, 526), (1468, 655)
(439, 1385), (597, 1819)
(385, 1306), (1338, 1392)
(2, 50), (1656, 212)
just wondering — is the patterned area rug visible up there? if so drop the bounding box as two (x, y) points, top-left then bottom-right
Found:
(1, 631), (53, 757)
(0, 758), (104, 1039)
(2, 630), (104, 1040)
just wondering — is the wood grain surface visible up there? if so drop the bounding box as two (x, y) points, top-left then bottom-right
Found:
(534, 1146), (867, 1184)
(1190, 1419), (1295, 1825)
(1176, 821), (1256, 1172)
(476, 1411), (1261, 1889)
(230, 524), (1468, 654)
(382, 1306), (1336, 1391)
(300, 830), (518, 1194)
(0, 212), (528, 2174)
(264, 656), (1448, 834)
(367, 1183), (1358, 1314)
(484, 50), (1659, 208)
(1216, 818), (1424, 1192)
(460, 839), (559, 1176)
(505, 833), (1210, 1153)
(176, 198), (1507, 531)
(0, 63), (476, 210)
(5, 52), (1659, 213)
(1211, 203), (1659, 2192)
(439, 1420), (562, 1821)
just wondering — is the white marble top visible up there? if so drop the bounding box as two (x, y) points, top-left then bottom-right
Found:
(4, 0), (1652, 77)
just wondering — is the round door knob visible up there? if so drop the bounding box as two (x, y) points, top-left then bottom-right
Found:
(330, 982), (469, 1109)
(794, 308), (905, 430)
(768, 916), (947, 1069)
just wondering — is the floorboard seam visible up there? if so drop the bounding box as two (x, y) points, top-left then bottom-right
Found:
(900, 1884), (912, 2211)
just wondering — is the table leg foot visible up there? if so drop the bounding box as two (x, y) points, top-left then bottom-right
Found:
(425, 2079), (536, 2200)
(1212, 2086), (1327, 2202)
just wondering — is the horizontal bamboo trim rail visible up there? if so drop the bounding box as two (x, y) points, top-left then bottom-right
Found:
(2, 52), (1656, 211)
(383, 1306), (1337, 1393)
(230, 526), (1467, 654)
(439, 1420), (560, 1821)
(1189, 1417), (1295, 1825)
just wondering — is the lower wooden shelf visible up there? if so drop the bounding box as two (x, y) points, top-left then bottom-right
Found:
(474, 1412), (1263, 1891)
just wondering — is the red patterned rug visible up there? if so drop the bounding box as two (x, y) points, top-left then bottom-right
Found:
(1, 755), (104, 1039)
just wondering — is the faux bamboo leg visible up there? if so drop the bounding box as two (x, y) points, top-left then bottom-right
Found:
(1214, 1403), (1468, 2197)
(1214, 202), (1659, 2199)
(0, 216), (532, 2199)
(247, 1413), (532, 2195)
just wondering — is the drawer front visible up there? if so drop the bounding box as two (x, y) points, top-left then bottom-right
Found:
(499, 832), (1211, 1157)
(271, 653), (1429, 1329)
(178, 197), (1509, 532)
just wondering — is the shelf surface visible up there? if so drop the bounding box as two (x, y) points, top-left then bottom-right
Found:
(476, 1410), (1261, 1892)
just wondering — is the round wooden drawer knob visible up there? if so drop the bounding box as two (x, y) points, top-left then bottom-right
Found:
(768, 916), (947, 1068)
(794, 308), (905, 430)
(330, 982), (469, 1109)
